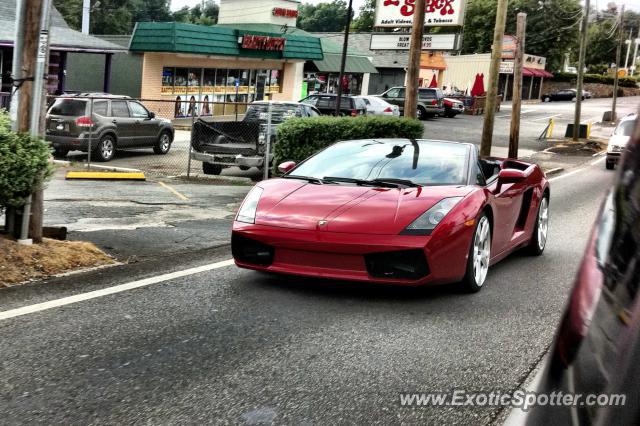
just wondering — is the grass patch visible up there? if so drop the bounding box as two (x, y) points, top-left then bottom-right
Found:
(0, 235), (114, 287)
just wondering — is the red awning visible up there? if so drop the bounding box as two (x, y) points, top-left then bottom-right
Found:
(540, 69), (554, 78)
(523, 68), (553, 78)
(522, 67), (535, 77)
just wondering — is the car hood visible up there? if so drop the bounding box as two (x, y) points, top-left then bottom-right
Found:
(254, 179), (474, 234)
(608, 134), (630, 148)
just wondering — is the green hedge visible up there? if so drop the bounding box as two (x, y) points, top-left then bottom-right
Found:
(273, 116), (424, 170)
(0, 110), (52, 211)
(552, 72), (638, 88)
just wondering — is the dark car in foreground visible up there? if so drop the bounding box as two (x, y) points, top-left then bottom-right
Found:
(232, 139), (549, 292)
(541, 88), (585, 102)
(377, 87), (445, 119)
(191, 101), (320, 175)
(509, 113), (640, 425)
(45, 93), (174, 162)
(299, 94), (366, 116)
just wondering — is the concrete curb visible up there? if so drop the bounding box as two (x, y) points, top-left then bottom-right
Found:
(52, 160), (142, 173)
(544, 167), (564, 177)
(175, 173), (254, 184)
(65, 171), (146, 181)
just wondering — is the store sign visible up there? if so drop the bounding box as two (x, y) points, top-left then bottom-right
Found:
(240, 35), (286, 51)
(370, 33), (458, 50)
(374, 0), (466, 27)
(501, 35), (516, 59)
(272, 7), (298, 18)
(524, 54), (546, 69)
(499, 61), (514, 74)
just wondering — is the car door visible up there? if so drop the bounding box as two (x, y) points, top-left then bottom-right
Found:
(316, 96), (333, 115)
(128, 101), (157, 146)
(484, 165), (529, 255)
(109, 100), (135, 147)
(380, 88), (404, 111)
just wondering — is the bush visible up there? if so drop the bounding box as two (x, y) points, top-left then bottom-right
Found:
(273, 116), (424, 170)
(551, 72), (638, 88)
(0, 110), (52, 211)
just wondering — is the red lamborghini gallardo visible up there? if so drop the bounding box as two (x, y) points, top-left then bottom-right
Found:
(232, 139), (550, 292)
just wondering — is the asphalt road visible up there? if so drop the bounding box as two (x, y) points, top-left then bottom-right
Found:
(0, 157), (614, 425)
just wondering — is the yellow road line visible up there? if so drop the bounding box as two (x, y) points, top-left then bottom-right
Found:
(65, 171), (146, 180)
(158, 181), (189, 200)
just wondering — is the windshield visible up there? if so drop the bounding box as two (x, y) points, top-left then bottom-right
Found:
(615, 120), (636, 136)
(290, 140), (469, 186)
(244, 104), (301, 123)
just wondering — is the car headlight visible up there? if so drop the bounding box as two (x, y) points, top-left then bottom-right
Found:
(401, 197), (463, 235)
(236, 186), (263, 224)
(258, 132), (266, 145)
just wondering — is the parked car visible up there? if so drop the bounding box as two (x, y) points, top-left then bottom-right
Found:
(354, 95), (400, 116)
(606, 113), (636, 170)
(45, 93), (174, 162)
(299, 94), (367, 116)
(191, 101), (320, 175)
(541, 89), (585, 102)
(443, 97), (465, 118)
(232, 139), (549, 292)
(511, 114), (640, 426)
(583, 89), (593, 99)
(377, 87), (445, 119)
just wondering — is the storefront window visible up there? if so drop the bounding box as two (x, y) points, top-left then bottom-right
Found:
(226, 69), (239, 89)
(162, 67), (174, 94)
(269, 70), (281, 93)
(203, 69), (216, 89)
(174, 68), (188, 95)
(188, 68), (201, 95)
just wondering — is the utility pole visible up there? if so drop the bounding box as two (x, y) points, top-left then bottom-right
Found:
(632, 38), (640, 76)
(404, 0), (426, 119)
(479, 0), (509, 156)
(335, 0), (354, 116)
(13, 0), (51, 244)
(82, 0), (91, 34)
(572, 0), (590, 141)
(624, 30), (633, 70)
(508, 13), (526, 159)
(611, 4), (624, 123)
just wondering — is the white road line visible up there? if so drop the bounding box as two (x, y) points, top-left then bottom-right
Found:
(527, 114), (562, 122)
(0, 259), (235, 321)
(548, 157), (606, 182)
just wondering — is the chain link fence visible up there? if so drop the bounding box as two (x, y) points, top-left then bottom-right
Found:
(45, 95), (270, 180)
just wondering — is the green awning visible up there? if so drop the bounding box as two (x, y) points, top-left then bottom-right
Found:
(313, 53), (378, 74)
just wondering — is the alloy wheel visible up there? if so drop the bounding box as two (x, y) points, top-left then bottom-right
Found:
(160, 133), (171, 152)
(101, 138), (114, 160)
(473, 216), (491, 287)
(537, 197), (549, 251)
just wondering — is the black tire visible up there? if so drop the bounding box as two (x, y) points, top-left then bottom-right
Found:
(416, 107), (426, 120)
(543, 97), (551, 102)
(93, 135), (116, 162)
(52, 147), (69, 158)
(460, 213), (492, 293)
(525, 195), (549, 256)
(571, 96), (577, 102)
(153, 131), (172, 155)
(202, 162), (222, 175)
(606, 160), (614, 170)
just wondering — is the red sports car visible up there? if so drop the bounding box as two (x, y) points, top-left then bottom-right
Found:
(232, 139), (550, 292)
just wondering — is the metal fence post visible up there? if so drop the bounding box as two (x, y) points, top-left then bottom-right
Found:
(187, 103), (195, 178)
(263, 102), (273, 181)
(86, 97), (93, 170)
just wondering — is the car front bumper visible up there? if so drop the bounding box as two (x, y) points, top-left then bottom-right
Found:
(231, 221), (473, 286)
(606, 152), (622, 163)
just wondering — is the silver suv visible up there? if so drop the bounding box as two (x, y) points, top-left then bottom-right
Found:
(377, 87), (445, 119)
(46, 93), (174, 162)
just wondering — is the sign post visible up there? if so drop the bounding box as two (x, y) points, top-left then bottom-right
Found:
(509, 13), (526, 159)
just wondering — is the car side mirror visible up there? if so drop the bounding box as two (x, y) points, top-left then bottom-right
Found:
(148, 111), (156, 119)
(278, 161), (296, 174)
(498, 168), (526, 183)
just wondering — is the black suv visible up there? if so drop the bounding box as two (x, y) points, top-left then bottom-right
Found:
(299, 94), (367, 116)
(46, 93), (175, 162)
(377, 87), (445, 119)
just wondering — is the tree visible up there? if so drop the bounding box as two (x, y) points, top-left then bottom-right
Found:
(297, 1), (350, 32)
(174, 0), (219, 26)
(461, 0), (582, 72)
(352, 0), (375, 32)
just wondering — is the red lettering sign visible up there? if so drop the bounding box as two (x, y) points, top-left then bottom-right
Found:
(241, 35), (286, 52)
(272, 7), (298, 18)
(383, 0), (456, 16)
